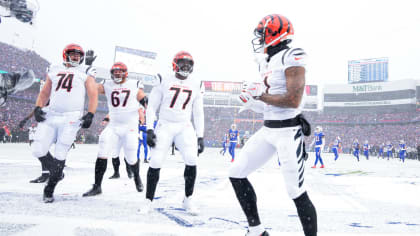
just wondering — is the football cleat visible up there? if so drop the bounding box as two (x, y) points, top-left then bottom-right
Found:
(134, 176), (144, 192)
(182, 196), (199, 216)
(141, 199), (153, 214)
(109, 172), (120, 179)
(29, 174), (49, 183)
(245, 230), (270, 236)
(43, 187), (54, 203)
(82, 185), (102, 197)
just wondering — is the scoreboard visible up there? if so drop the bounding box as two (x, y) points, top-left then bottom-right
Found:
(348, 57), (388, 84)
(114, 46), (157, 76)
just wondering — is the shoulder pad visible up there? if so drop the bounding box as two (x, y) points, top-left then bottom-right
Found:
(85, 66), (97, 77)
(283, 47), (307, 67)
(137, 80), (144, 89)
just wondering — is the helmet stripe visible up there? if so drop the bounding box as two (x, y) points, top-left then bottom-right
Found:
(276, 15), (283, 34)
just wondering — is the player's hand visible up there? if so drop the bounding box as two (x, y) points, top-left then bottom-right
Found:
(19, 118), (28, 128)
(197, 137), (204, 154)
(34, 106), (46, 122)
(85, 50), (97, 66)
(146, 129), (157, 147)
(242, 81), (262, 98)
(80, 112), (94, 128)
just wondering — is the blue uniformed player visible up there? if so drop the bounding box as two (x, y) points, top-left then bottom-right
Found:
(332, 136), (341, 161)
(386, 141), (393, 160)
(378, 143), (384, 159)
(138, 119), (157, 163)
(220, 133), (228, 155)
(138, 120), (149, 163)
(353, 139), (360, 162)
(399, 140), (406, 162)
(228, 124), (239, 162)
(363, 140), (369, 160)
(311, 126), (325, 168)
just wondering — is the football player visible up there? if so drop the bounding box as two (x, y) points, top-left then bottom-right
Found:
(142, 51), (205, 215)
(399, 140), (406, 162)
(32, 44), (98, 203)
(228, 124), (239, 162)
(332, 136), (341, 161)
(83, 62), (146, 197)
(232, 15), (317, 236)
(353, 139), (360, 162)
(311, 126), (325, 168)
(363, 140), (370, 160)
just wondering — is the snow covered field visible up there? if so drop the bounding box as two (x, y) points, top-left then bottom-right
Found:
(1, 143), (420, 236)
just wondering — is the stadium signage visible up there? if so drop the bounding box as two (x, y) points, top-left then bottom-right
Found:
(352, 84), (382, 93)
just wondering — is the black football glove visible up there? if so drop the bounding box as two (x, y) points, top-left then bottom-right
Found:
(19, 118), (28, 128)
(80, 112), (94, 128)
(146, 129), (157, 148)
(85, 50), (97, 66)
(197, 137), (204, 154)
(34, 106), (46, 122)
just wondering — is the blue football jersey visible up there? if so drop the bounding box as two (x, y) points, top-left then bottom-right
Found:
(229, 129), (238, 142)
(314, 132), (324, 146)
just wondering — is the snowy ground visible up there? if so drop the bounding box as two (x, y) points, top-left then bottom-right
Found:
(0, 143), (420, 236)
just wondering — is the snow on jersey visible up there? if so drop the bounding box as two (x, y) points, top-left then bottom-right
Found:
(258, 47), (307, 120)
(103, 79), (143, 124)
(47, 64), (96, 114)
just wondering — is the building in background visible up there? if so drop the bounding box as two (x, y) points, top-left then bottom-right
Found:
(348, 57), (388, 84)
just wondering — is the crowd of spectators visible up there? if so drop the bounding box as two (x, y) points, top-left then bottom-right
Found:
(0, 42), (419, 160)
(2, 88), (419, 158)
(0, 42), (50, 79)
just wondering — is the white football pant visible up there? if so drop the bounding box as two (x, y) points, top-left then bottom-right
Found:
(97, 121), (139, 165)
(149, 120), (198, 168)
(229, 125), (306, 199)
(31, 111), (81, 161)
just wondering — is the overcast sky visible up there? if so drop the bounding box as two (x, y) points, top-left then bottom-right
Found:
(2, 0), (420, 86)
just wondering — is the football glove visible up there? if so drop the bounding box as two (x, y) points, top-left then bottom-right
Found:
(34, 106), (46, 122)
(85, 50), (97, 66)
(19, 118), (28, 128)
(80, 112), (94, 128)
(237, 92), (265, 114)
(242, 81), (262, 98)
(146, 129), (157, 147)
(197, 137), (204, 154)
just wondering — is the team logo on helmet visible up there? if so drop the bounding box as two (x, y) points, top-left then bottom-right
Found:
(252, 14), (294, 53)
(110, 62), (128, 84)
(172, 51), (194, 78)
(63, 44), (85, 67)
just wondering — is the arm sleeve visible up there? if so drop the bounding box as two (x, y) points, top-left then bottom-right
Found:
(192, 89), (204, 138)
(145, 85), (162, 130)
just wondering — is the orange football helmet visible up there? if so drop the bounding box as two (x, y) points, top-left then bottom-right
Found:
(62, 44), (84, 67)
(110, 62), (128, 83)
(252, 14), (294, 53)
(172, 51), (194, 78)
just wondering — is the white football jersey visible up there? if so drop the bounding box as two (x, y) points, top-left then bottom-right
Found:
(258, 47), (307, 120)
(146, 73), (204, 137)
(103, 79), (143, 124)
(29, 126), (36, 134)
(47, 64), (96, 114)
